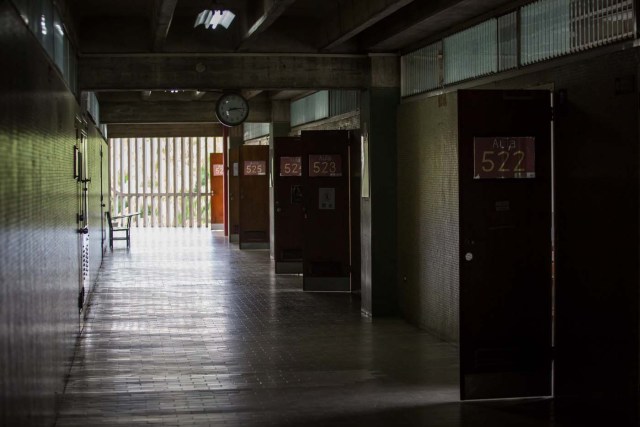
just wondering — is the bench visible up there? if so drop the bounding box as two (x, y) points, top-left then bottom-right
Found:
(106, 212), (139, 249)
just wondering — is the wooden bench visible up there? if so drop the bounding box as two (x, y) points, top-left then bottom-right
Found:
(106, 212), (139, 249)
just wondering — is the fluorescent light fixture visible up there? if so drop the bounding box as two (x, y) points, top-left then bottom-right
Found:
(194, 9), (235, 30)
(194, 10), (208, 27)
(219, 11), (235, 29)
(205, 10), (223, 29)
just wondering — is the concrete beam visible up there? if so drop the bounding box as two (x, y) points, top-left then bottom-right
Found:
(100, 99), (272, 124)
(320, 0), (415, 51)
(108, 123), (224, 138)
(238, 0), (298, 50)
(151, 0), (178, 52)
(79, 54), (371, 91)
(242, 89), (264, 99)
(359, 0), (466, 51)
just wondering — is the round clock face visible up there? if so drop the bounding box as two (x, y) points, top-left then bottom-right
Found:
(215, 93), (249, 127)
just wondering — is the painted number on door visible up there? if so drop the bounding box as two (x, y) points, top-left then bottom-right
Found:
(213, 164), (224, 176)
(244, 161), (266, 176)
(473, 137), (536, 179)
(280, 157), (302, 176)
(309, 154), (342, 177)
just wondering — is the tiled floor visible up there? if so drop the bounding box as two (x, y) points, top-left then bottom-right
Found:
(55, 229), (620, 427)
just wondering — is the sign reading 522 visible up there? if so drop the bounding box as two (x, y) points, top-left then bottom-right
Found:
(473, 137), (536, 179)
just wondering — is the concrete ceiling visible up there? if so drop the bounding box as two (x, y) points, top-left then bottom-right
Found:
(67, 0), (517, 124)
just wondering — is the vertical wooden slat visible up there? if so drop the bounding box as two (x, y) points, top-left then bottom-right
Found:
(196, 136), (201, 227)
(181, 137), (186, 227)
(166, 137), (171, 227)
(188, 137), (192, 227)
(160, 137), (164, 227)
(173, 138), (177, 227)
(149, 138), (158, 227)
(112, 139), (116, 215)
(157, 138), (161, 227)
(157, 137), (161, 227)
(127, 138), (132, 216)
(143, 137), (147, 226)
(131, 138), (135, 225)
(114, 139), (118, 215)
(119, 139), (123, 215)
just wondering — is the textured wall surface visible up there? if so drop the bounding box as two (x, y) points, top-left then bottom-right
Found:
(397, 93), (459, 343)
(476, 49), (639, 400)
(0, 3), (82, 425)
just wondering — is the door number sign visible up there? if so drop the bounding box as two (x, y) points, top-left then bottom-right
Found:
(473, 137), (535, 179)
(244, 161), (266, 176)
(309, 154), (342, 177)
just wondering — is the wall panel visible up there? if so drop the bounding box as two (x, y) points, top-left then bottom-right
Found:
(0, 3), (81, 425)
(397, 93), (459, 342)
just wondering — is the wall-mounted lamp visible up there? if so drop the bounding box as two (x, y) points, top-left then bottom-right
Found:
(194, 9), (236, 30)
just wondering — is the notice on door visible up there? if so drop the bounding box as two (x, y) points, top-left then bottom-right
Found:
(244, 160), (266, 176)
(473, 137), (535, 179)
(319, 188), (335, 210)
(213, 164), (224, 176)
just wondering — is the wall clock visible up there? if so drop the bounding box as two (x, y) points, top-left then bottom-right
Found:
(215, 93), (249, 127)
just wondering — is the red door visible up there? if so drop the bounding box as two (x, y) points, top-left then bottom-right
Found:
(209, 153), (224, 226)
(239, 145), (270, 249)
(273, 137), (303, 274)
(458, 90), (552, 400)
(302, 130), (351, 292)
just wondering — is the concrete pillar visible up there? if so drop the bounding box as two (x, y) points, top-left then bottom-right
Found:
(269, 100), (291, 259)
(360, 54), (400, 316)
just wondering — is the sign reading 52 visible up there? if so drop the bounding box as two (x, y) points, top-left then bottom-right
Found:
(473, 137), (536, 179)
(280, 157), (302, 177)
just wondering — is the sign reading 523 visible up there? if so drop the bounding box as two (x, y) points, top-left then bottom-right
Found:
(473, 137), (536, 179)
(309, 154), (342, 177)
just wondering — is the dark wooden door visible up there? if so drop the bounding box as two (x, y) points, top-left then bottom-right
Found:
(209, 153), (224, 225)
(458, 90), (552, 400)
(228, 148), (240, 237)
(302, 130), (351, 292)
(239, 145), (270, 249)
(273, 137), (304, 274)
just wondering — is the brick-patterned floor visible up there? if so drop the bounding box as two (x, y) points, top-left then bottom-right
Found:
(55, 229), (572, 427)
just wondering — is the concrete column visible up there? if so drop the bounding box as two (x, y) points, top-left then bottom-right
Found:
(360, 54), (400, 317)
(269, 100), (291, 259)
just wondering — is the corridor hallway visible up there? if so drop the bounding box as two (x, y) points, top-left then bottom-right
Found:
(57, 229), (561, 427)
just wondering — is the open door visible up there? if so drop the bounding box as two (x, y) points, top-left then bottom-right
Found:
(210, 153), (224, 228)
(239, 145), (270, 249)
(228, 148), (240, 241)
(302, 130), (351, 292)
(458, 90), (552, 400)
(273, 137), (304, 274)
